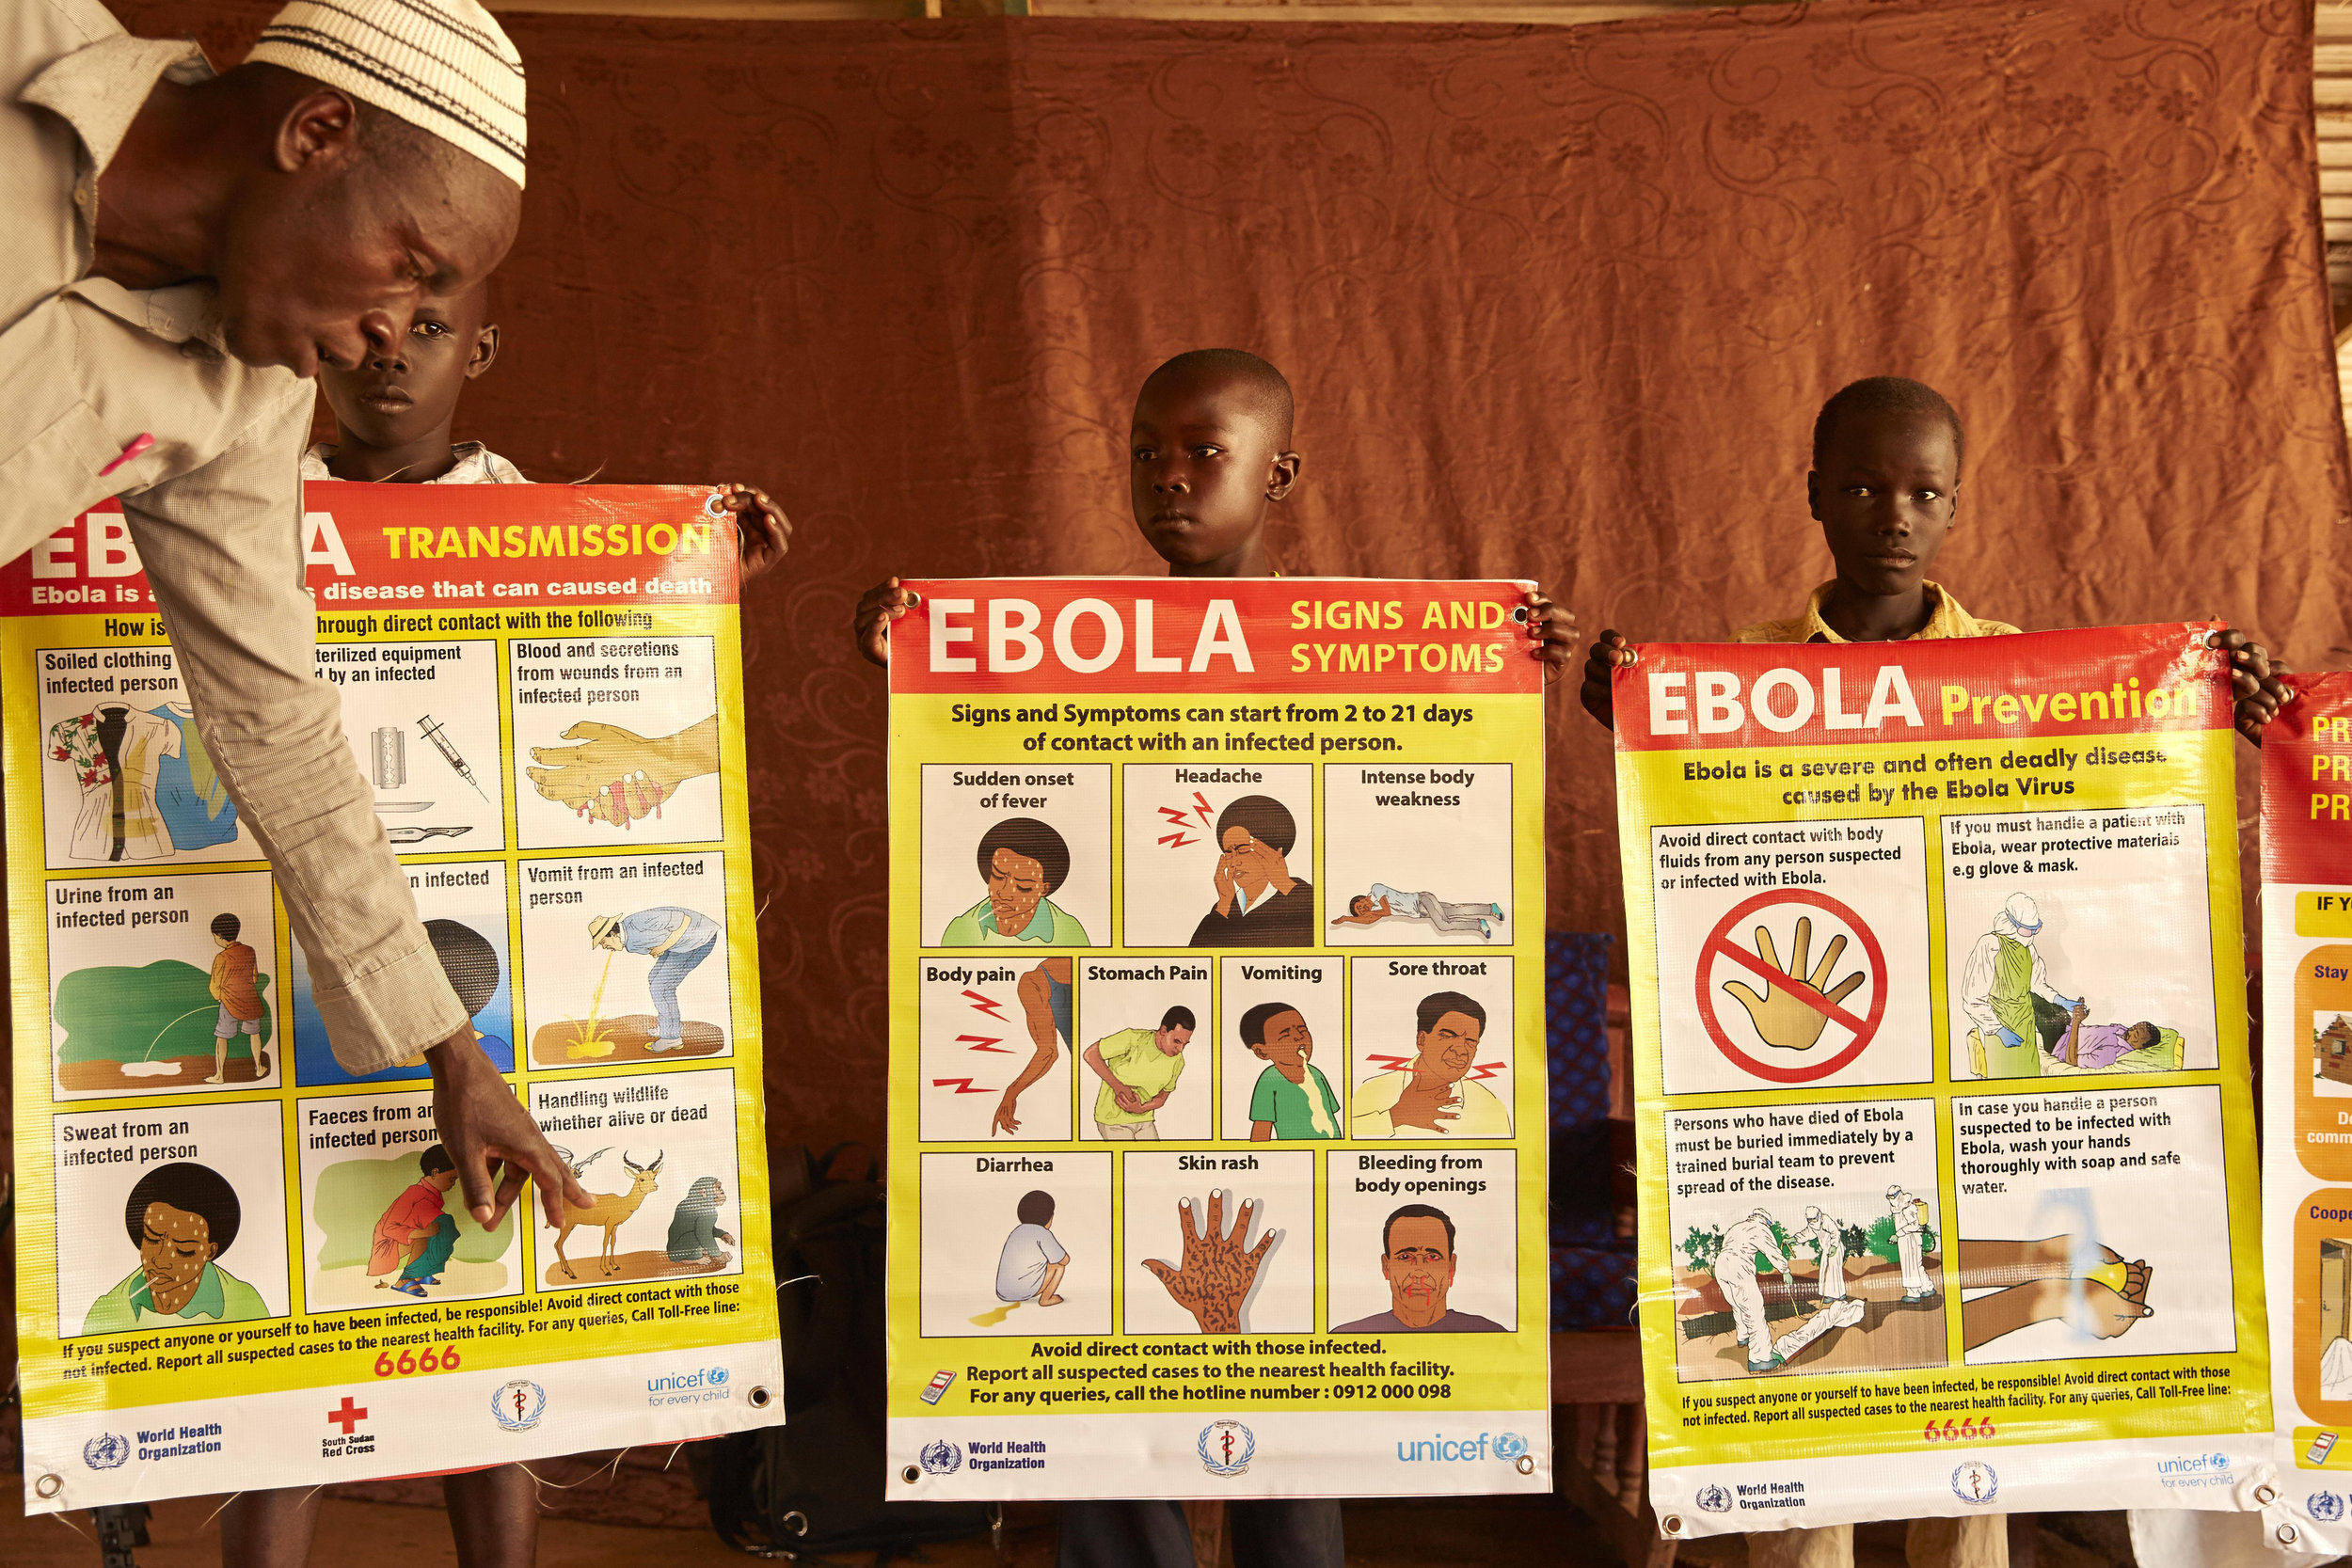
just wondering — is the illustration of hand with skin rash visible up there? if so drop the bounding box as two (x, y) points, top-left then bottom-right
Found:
(1723, 916), (1865, 1052)
(1142, 1191), (1278, 1333)
(528, 716), (721, 827)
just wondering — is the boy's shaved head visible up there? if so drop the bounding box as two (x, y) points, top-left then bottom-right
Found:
(1141, 350), (1295, 446)
(1813, 377), (1965, 471)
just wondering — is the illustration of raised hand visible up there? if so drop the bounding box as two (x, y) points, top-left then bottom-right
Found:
(528, 716), (720, 827)
(1142, 1192), (1277, 1334)
(1722, 916), (1865, 1052)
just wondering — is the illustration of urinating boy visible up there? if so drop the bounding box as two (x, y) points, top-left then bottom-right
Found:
(206, 912), (267, 1083)
(371, 1145), (461, 1299)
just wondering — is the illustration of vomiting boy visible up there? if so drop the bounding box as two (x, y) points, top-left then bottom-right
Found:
(941, 817), (1090, 946)
(1331, 886), (1502, 940)
(84, 1163), (267, 1332)
(206, 912), (267, 1083)
(665, 1177), (736, 1267)
(589, 906), (722, 1053)
(371, 1145), (461, 1298)
(993, 1190), (1070, 1309)
(1242, 1001), (1342, 1141)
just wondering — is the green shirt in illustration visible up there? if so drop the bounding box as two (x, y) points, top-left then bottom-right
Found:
(1248, 1062), (1342, 1139)
(81, 1261), (268, 1335)
(939, 896), (1089, 947)
(1092, 1026), (1186, 1126)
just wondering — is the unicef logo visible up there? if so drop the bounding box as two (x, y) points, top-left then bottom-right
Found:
(707, 1367), (730, 1388)
(1951, 1461), (1998, 1505)
(1695, 1483), (1732, 1514)
(1495, 1433), (1529, 1462)
(2313, 1492), (2346, 1524)
(492, 1381), (548, 1433)
(84, 1433), (129, 1471)
(919, 1438), (963, 1476)
(1199, 1420), (1255, 1478)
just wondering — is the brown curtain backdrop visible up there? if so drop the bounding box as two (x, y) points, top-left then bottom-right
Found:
(99, 0), (2352, 1156)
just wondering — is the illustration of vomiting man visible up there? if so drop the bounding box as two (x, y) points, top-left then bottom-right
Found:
(1242, 1001), (1342, 1141)
(1084, 1006), (1192, 1140)
(994, 958), (1073, 1137)
(1189, 795), (1314, 946)
(1793, 1206), (1847, 1300)
(666, 1177), (736, 1267)
(1331, 886), (1502, 940)
(370, 1145), (461, 1299)
(1890, 1186), (1936, 1300)
(1715, 1210), (1790, 1373)
(590, 906), (722, 1053)
(942, 817), (1090, 946)
(1959, 894), (2081, 1056)
(1352, 990), (1508, 1138)
(207, 912), (267, 1083)
(994, 1191), (1070, 1309)
(1332, 1204), (1504, 1332)
(84, 1163), (267, 1332)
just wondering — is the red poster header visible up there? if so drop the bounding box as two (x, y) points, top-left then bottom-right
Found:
(1611, 623), (2228, 752)
(2263, 673), (2352, 885)
(0, 485), (738, 618)
(887, 578), (1543, 696)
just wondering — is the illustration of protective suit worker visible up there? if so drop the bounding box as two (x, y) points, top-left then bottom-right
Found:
(1793, 1206), (1846, 1301)
(1958, 893), (2080, 1054)
(1889, 1185), (1935, 1300)
(1716, 1210), (1789, 1372)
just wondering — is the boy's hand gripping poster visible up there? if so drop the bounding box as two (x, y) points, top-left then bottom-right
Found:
(8, 488), (782, 1513)
(885, 579), (1550, 1498)
(2258, 675), (2352, 1553)
(1613, 626), (2270, 1535)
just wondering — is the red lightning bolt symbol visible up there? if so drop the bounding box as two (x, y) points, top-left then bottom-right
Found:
(957, 1035), (1011, 1053)
(962, 990), (1008, 1021)
(1466, 1061), (1508, 1081)
(1155, 805), (1198, 849)
(930, 1078), (994, 1095)
(1366, 1055), (1414, 1072)
(1192, 791), (1212, 825)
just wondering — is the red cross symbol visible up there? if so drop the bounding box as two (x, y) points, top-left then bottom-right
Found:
(327, 1397), (368, 1434)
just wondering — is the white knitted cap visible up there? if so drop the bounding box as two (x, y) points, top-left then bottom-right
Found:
(248, 0), (527, 189)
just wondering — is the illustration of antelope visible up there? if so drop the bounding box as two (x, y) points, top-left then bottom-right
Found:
(550, 1149), (662, 1279)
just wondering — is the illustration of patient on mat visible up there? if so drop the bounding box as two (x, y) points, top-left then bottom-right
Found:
(1958, 894), (2182, 1077)
(1330, 885), (1504, 941)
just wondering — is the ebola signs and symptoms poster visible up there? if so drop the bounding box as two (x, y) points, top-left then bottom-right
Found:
(1613, 626), (2270, 1534)
(8, 488), (782, 1512)
(883, 578), (1549, 1498)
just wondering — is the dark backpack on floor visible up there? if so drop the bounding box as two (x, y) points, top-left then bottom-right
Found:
(705, 1145), (996, 1560)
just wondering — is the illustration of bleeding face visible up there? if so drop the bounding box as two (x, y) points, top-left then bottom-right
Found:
(1250, 1009), (1313, 1069)
(1412, 1010), (1484, 1084)
(1381, 1215), (1456, 1322)
(985, 847), (1049, 935)
(139, 1201), (216, 1314)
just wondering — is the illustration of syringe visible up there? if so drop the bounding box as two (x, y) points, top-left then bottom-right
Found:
(416, 715), (488, 800)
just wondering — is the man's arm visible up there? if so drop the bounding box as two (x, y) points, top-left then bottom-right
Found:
(995, 966), (1064, 1134)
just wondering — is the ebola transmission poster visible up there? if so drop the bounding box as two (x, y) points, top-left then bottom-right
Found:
(883, 578), (1549, 1498)
(8, 487), (782, 1512)
(1613, 625), (2269, 1535)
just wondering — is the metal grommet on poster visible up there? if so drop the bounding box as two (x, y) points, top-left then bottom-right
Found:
(1516, 1454), (1535, 1476)
(900, 1465), (920, 1485)
(1661, 1514), (1684, 1536)
(748, 1385), (772, 1409)
(34, 1474), (62, 1499)
(2280, 1525), (2301, 1547)
(2257, 1484), (2279, 1505)
(784, 1511), (810, 1537)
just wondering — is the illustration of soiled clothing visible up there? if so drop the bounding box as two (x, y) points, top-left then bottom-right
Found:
(82, 1261), (266, 1334)
(211, 942), (264, 1038)
(1892, 1195), (1934, 1296)
(1248, 1063), (1342, 1139)
(619, 908), (722, 1044)
(2324, 1337), (2352, 1402)
(150, 703), (238, 849)
(1371, 884), (1494, 934)
(1792, 1212), (1847, 1300)
(994, 1222), (1068, 1304)
(49, 705), (181, 861)
(370, 1180), (449, 1277)
(1714, 1215), (1788, 1368)
(666, 1178), (733, 1262)
(1349, 1071), (1511, 1139)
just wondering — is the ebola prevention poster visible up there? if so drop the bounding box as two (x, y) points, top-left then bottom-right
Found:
(882, 578), (1549, 1498)
(1613, 625), (2269, 1536)
(8, 487), (782, 1513)
(2259, 673), (2352, 1553)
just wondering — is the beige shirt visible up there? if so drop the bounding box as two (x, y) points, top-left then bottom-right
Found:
(1733, 579), (2020, 644)
(303, 442), (528, 485)
(2, 0), (464, 1072)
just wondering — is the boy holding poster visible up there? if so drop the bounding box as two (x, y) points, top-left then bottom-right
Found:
(858, 350), (1572, 1568)
(1580, 375), (2283, 1568)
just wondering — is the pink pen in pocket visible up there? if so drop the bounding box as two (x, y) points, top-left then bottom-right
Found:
(98, 432), (153, 477)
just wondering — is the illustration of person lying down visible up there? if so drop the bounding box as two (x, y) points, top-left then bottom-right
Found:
(2051, 1003), (2181, 1072)
(1331, 884), (1503, 940)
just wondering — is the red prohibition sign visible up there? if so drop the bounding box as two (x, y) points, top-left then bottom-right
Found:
(1697, 887), (1886, 1085)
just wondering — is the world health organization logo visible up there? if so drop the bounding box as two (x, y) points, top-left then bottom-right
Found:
(919, 1439), (963, 1476)
(1695, 1483), (1732, 1514)
(2312, 1491), (2346, 1524)
(1494, 1433), (1530, 1463)
(84, 1433), (129, 1471)
(1199, 1420), (1255, 1478)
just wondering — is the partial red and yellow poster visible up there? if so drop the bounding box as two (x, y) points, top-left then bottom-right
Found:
(1613, 626), (2269, 1535)
(2260, 673), (2352, 1551)
(7, 489), (781, 1512)
(883, 578), (1550, 1498)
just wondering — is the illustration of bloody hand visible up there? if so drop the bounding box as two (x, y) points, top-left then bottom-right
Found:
(1142, 1192), (1277, 1334)
(528, 716), (720, 827)
(1722, 915), (1865, 1052)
